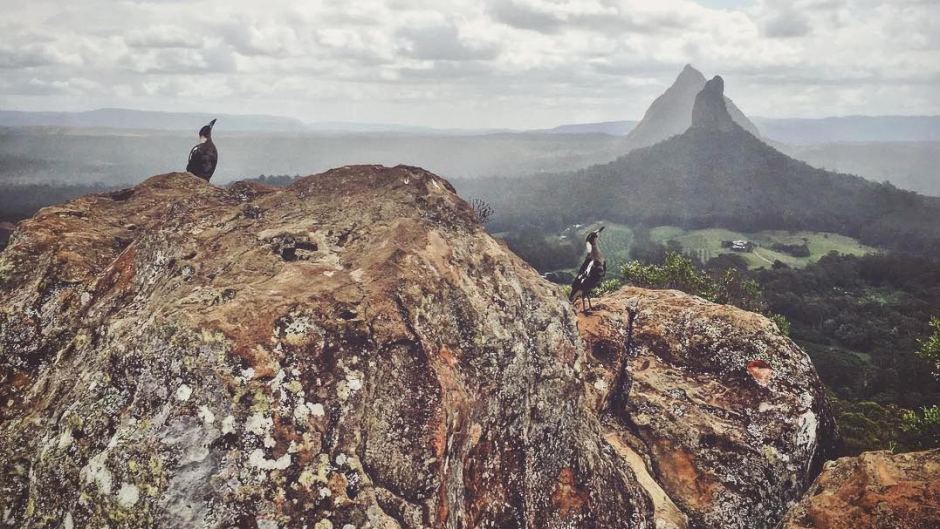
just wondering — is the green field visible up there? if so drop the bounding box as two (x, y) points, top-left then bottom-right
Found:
(544, 223), (876, 275)
(649, 226), (877, 269)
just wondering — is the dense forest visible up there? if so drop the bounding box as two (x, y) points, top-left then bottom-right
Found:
(758, 253), (940, 453)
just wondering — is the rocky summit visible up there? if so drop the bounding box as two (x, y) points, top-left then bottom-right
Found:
(1, 166), (835, 529)
(690, 76), (738, 133)
(622, 64), (759, 152)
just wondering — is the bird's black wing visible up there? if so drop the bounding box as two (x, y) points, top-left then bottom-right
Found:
(575, 255), (592, 278)
(569, 255), (596, 296)
(186, 143), (218, 181)
(203, 143), (218, 179)
(186, 144), (200, 172)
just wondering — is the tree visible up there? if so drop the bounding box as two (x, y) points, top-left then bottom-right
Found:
(917, 317), (940, 378)
(470, 198), (494, 225)
(901, 405), (940, 450)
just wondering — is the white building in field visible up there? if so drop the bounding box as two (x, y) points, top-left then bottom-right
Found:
(730, 240), (752, 252)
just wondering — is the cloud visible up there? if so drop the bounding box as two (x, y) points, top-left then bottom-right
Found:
(487, 0), (568, 33)
(119, 47), (237, 74)
(0, 0), (937, 128)
(217, 18), (302, 58)
(1, 77), (102, 96)
(125, 26), (204, 49)
(0, 43), (83, 69)
(396, 23), (501, 61)
(762, 9), (812, 38)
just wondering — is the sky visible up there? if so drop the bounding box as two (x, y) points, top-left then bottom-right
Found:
(0, 0), (938, 129)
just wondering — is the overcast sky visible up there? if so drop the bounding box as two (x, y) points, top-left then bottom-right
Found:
(0, 0), (937, 129)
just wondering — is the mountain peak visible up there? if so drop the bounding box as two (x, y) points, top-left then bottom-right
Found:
(691, 75), (738, 132)
(623, 67), (759, 151)
(677, 63), (707, 84)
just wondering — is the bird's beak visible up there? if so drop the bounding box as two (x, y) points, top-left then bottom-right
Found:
(597, 226), (605, 233)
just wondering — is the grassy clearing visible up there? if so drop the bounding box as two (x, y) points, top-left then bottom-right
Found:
(649, 226), (876, 269)
(595, 223), (634, 273)
(543, 223), (874, 275)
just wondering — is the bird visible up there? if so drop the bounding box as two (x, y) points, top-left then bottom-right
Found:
(186, 118), (218, 182)
(569, 226), (606, 312)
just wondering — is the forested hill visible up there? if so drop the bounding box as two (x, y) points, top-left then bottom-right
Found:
(463, 77), (940, 257)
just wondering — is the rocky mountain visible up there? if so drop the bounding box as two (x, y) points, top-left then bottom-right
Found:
(623, 65), (760, 152)
(466, 75), (940, 257)
(0, 165), (837, 528)
(779, 449), (940, 529)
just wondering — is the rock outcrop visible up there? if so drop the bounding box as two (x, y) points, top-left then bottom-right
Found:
(690, 76), (739, 133)
(0, 166), (834, 529)
(623, 64), (759, 152)
(779, 449), (940, 529)
(578, 288), (837, 529)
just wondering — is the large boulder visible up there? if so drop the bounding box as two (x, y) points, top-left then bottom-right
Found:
(778, 449), (940, 529)
(0, 166), (651, 529)
(578, 287), (838, 529)
(0, 165), (836, 529)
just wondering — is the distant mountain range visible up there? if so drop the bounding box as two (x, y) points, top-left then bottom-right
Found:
(3, 102), (939, 144)
(0, 108), (510, 136)
(753, 115), (940, 144)
(545, 114), (940, 145)
(0, 108), (308, 133)
(775, 141), (940, 197)
(464, 75), (940, 256)
(533, 121), (637, 135)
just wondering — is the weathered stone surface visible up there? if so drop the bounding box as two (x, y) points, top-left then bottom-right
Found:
(0, 165), (839, 529)
(0, 166), (653, 529)
(778, 449), (940, 529)
(578, 287), (838, 529)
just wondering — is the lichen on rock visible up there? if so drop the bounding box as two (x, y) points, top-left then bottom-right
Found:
(577, 287), (838, 529)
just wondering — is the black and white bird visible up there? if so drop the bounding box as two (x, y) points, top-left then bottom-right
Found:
(569, 226), (606, 312)
(186, 118), (218, 182)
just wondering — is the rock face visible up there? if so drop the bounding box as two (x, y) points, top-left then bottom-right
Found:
(0, 165), (834, 529)
(690, 76), (739, 133)
(578, 288), (837, 529)
(623, 64), (759, 152)
(778, 449), (940, 529)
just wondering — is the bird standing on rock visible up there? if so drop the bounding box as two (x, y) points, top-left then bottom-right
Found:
(186, 118), (218, 182)
(569, 226), (606, 312)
